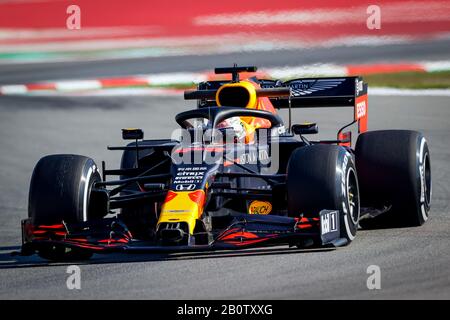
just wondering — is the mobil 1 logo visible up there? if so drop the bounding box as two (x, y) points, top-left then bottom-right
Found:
(320, 210), (339, 243)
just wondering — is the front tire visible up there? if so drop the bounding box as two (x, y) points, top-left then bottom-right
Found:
(287, 145), (360, 244)
(28, 154), (100, 260)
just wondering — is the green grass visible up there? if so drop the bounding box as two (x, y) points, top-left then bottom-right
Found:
(363, 70), (450, 89)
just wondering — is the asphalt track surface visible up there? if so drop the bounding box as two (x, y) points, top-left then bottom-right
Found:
(0, 90), (449, 299)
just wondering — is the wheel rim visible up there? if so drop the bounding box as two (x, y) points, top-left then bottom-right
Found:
(346, 167), (360, 225)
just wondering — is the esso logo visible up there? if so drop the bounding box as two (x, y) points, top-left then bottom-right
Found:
(356, 101), (366, 119)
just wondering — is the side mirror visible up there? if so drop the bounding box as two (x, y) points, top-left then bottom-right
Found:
(292, 123), (319, 135)
(122, 128), (144, 140)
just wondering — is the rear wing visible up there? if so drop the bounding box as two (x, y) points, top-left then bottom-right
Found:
(259, 77), (368, 134)
(189, 73), (368, 145)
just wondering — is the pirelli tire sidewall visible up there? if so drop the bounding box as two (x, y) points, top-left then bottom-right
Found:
(287, 145), (360, 243)
(335, 148), (360, 242)
(416, 135), (432, 224)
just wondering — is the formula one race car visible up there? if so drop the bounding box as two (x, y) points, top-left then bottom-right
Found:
(20, 66), (432, 261)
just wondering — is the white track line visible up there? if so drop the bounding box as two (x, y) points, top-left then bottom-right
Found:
(55, 80), (102, 91)
(0, 85), (28, 94)
(369, 87), (450, 96)
(194, 1), (450, 26)
(23, 88), (183, 97)
(145, 73), (207, 86)
(266, 64), (348, 78)
(422, 60), (450, 72)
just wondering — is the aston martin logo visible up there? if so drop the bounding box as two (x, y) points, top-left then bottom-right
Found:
(288, 79), (345, 96)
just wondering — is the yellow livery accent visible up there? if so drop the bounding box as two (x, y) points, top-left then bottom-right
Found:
(216, 81), (258, 109)
(248, 200), (272, 215)
(157, 190), (205, 234)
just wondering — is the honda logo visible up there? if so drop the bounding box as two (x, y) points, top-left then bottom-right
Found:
(175, 184), (196, 191)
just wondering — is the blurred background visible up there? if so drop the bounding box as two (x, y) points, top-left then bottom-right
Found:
(0, 0), (449, 86)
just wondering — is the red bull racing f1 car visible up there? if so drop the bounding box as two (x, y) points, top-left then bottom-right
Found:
(20, 66), (431, 261)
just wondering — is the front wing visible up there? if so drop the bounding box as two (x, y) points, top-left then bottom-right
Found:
(20, 210), (347, 256)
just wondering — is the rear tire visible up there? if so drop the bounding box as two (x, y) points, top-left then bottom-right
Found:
(28, 154), (100, 260)
(355, 130), (431, 228)
(287, 145), (360, 244)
